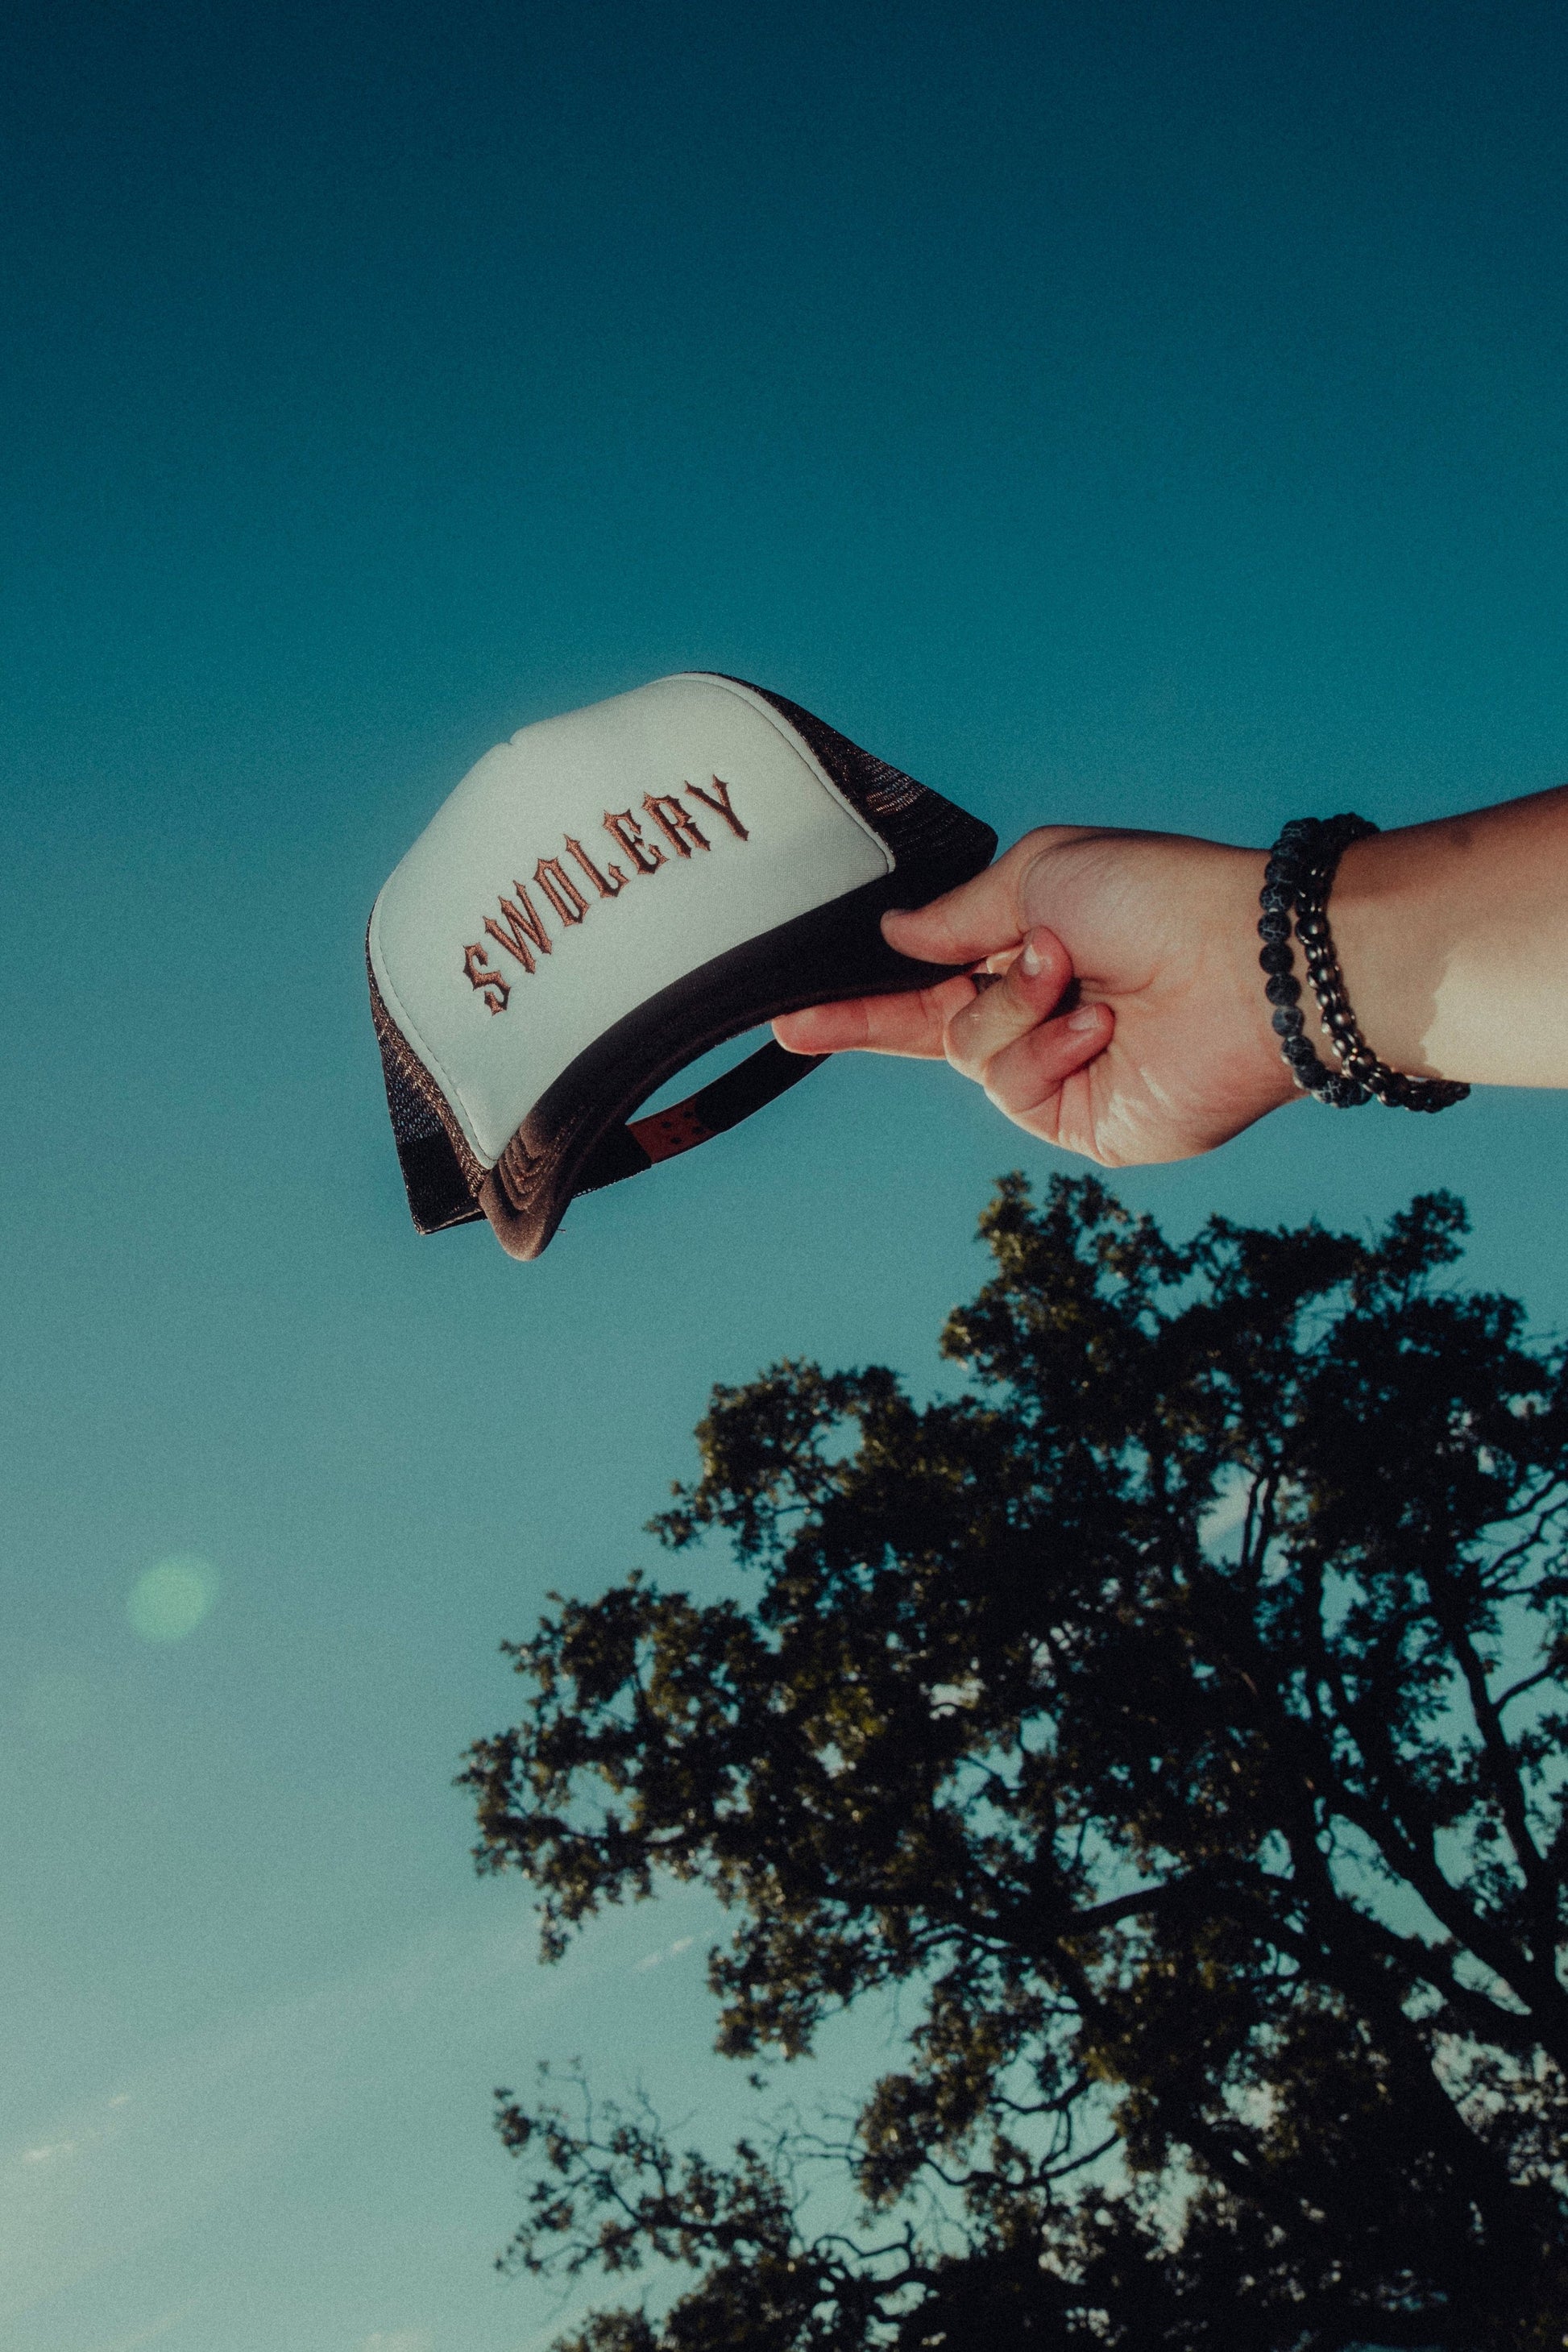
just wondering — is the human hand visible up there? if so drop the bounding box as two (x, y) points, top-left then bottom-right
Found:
(773, 828), (1301, 1165)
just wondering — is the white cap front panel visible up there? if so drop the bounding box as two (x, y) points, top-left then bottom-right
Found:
(368, 674), (893, 1166)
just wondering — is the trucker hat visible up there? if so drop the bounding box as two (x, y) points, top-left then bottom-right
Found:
(367, 672), (997, 1259)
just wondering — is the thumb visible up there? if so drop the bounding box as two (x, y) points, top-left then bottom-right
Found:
(880, 828), (1091, 968)
(881, 856), (1031, 969)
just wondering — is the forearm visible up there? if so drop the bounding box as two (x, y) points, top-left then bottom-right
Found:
(778, 778), (1568, 1170)
(1324, 785), (1568, 1089)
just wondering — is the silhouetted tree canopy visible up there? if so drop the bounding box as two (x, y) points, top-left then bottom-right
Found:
(463, 1176), (1568, 2350)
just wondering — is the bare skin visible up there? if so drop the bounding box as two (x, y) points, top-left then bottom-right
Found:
(773, 786), (1568, 1166)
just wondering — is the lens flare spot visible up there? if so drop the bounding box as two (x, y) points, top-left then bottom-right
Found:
(127, 1554), (219, 1644)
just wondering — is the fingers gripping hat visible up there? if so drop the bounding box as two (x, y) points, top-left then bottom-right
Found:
(367, 674), (996, 1259)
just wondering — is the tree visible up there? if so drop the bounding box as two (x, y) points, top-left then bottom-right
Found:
(461, 1176), (1568, 2350)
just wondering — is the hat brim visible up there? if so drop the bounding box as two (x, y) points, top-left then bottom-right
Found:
(476, 858), (984, 1259)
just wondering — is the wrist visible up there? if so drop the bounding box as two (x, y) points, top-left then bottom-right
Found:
(1317, 832), (1447, 1081)
(1217, 846), (1308, 1112)
(1253, 820), (1468, 1112)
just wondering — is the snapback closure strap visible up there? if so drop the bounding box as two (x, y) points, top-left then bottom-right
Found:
(572, 1042), (829, 1198)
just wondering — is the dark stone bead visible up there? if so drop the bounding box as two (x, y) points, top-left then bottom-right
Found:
(1284, 1035), (1320, 1068)
(1296, 912), (1328, 944)
(1256, 911), (1291, 941)
(1324, 1076), (1372, 1108)
(1264, 857), (1300, 886)
(1271, 1007), (1305, 1036)
(1258, 942), (1295, 974)
(1264, 973), (1301, 1005)
(1259, 883), (1291, 912)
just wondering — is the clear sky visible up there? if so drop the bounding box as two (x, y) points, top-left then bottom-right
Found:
(4, 3), (1568, 2346)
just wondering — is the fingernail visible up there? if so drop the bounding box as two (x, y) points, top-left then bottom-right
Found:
(1068, 1003), (1103, 1032)
(1019, 931), (1046, 977)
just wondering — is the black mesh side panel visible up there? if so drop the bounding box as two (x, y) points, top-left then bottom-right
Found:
(720, 678), (995, 876)
(376, 1037), (481, 1233)
(367, 957), (484, 1235)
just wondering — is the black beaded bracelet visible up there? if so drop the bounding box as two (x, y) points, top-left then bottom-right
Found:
(1259, 817), (1470, 1114)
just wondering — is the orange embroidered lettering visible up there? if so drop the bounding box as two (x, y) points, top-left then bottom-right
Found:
(463, 941), (511, 1014)
(534, 856), (588, 927)
(484, 887), (553, 975)
(564, 834), (626, 898)
(604, 808), (665, 875)
(642, 792), (709, 857)
(464, 780), (758, 1015)
(686, 775), (749, 840)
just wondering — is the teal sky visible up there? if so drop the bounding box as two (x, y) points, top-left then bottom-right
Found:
(5, 3), (1568, 2346)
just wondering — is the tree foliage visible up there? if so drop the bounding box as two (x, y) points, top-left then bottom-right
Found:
(462, 1176), (1568, 2349)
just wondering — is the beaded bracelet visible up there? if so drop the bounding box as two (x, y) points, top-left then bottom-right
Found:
(1259, 816), (1470, 1113)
